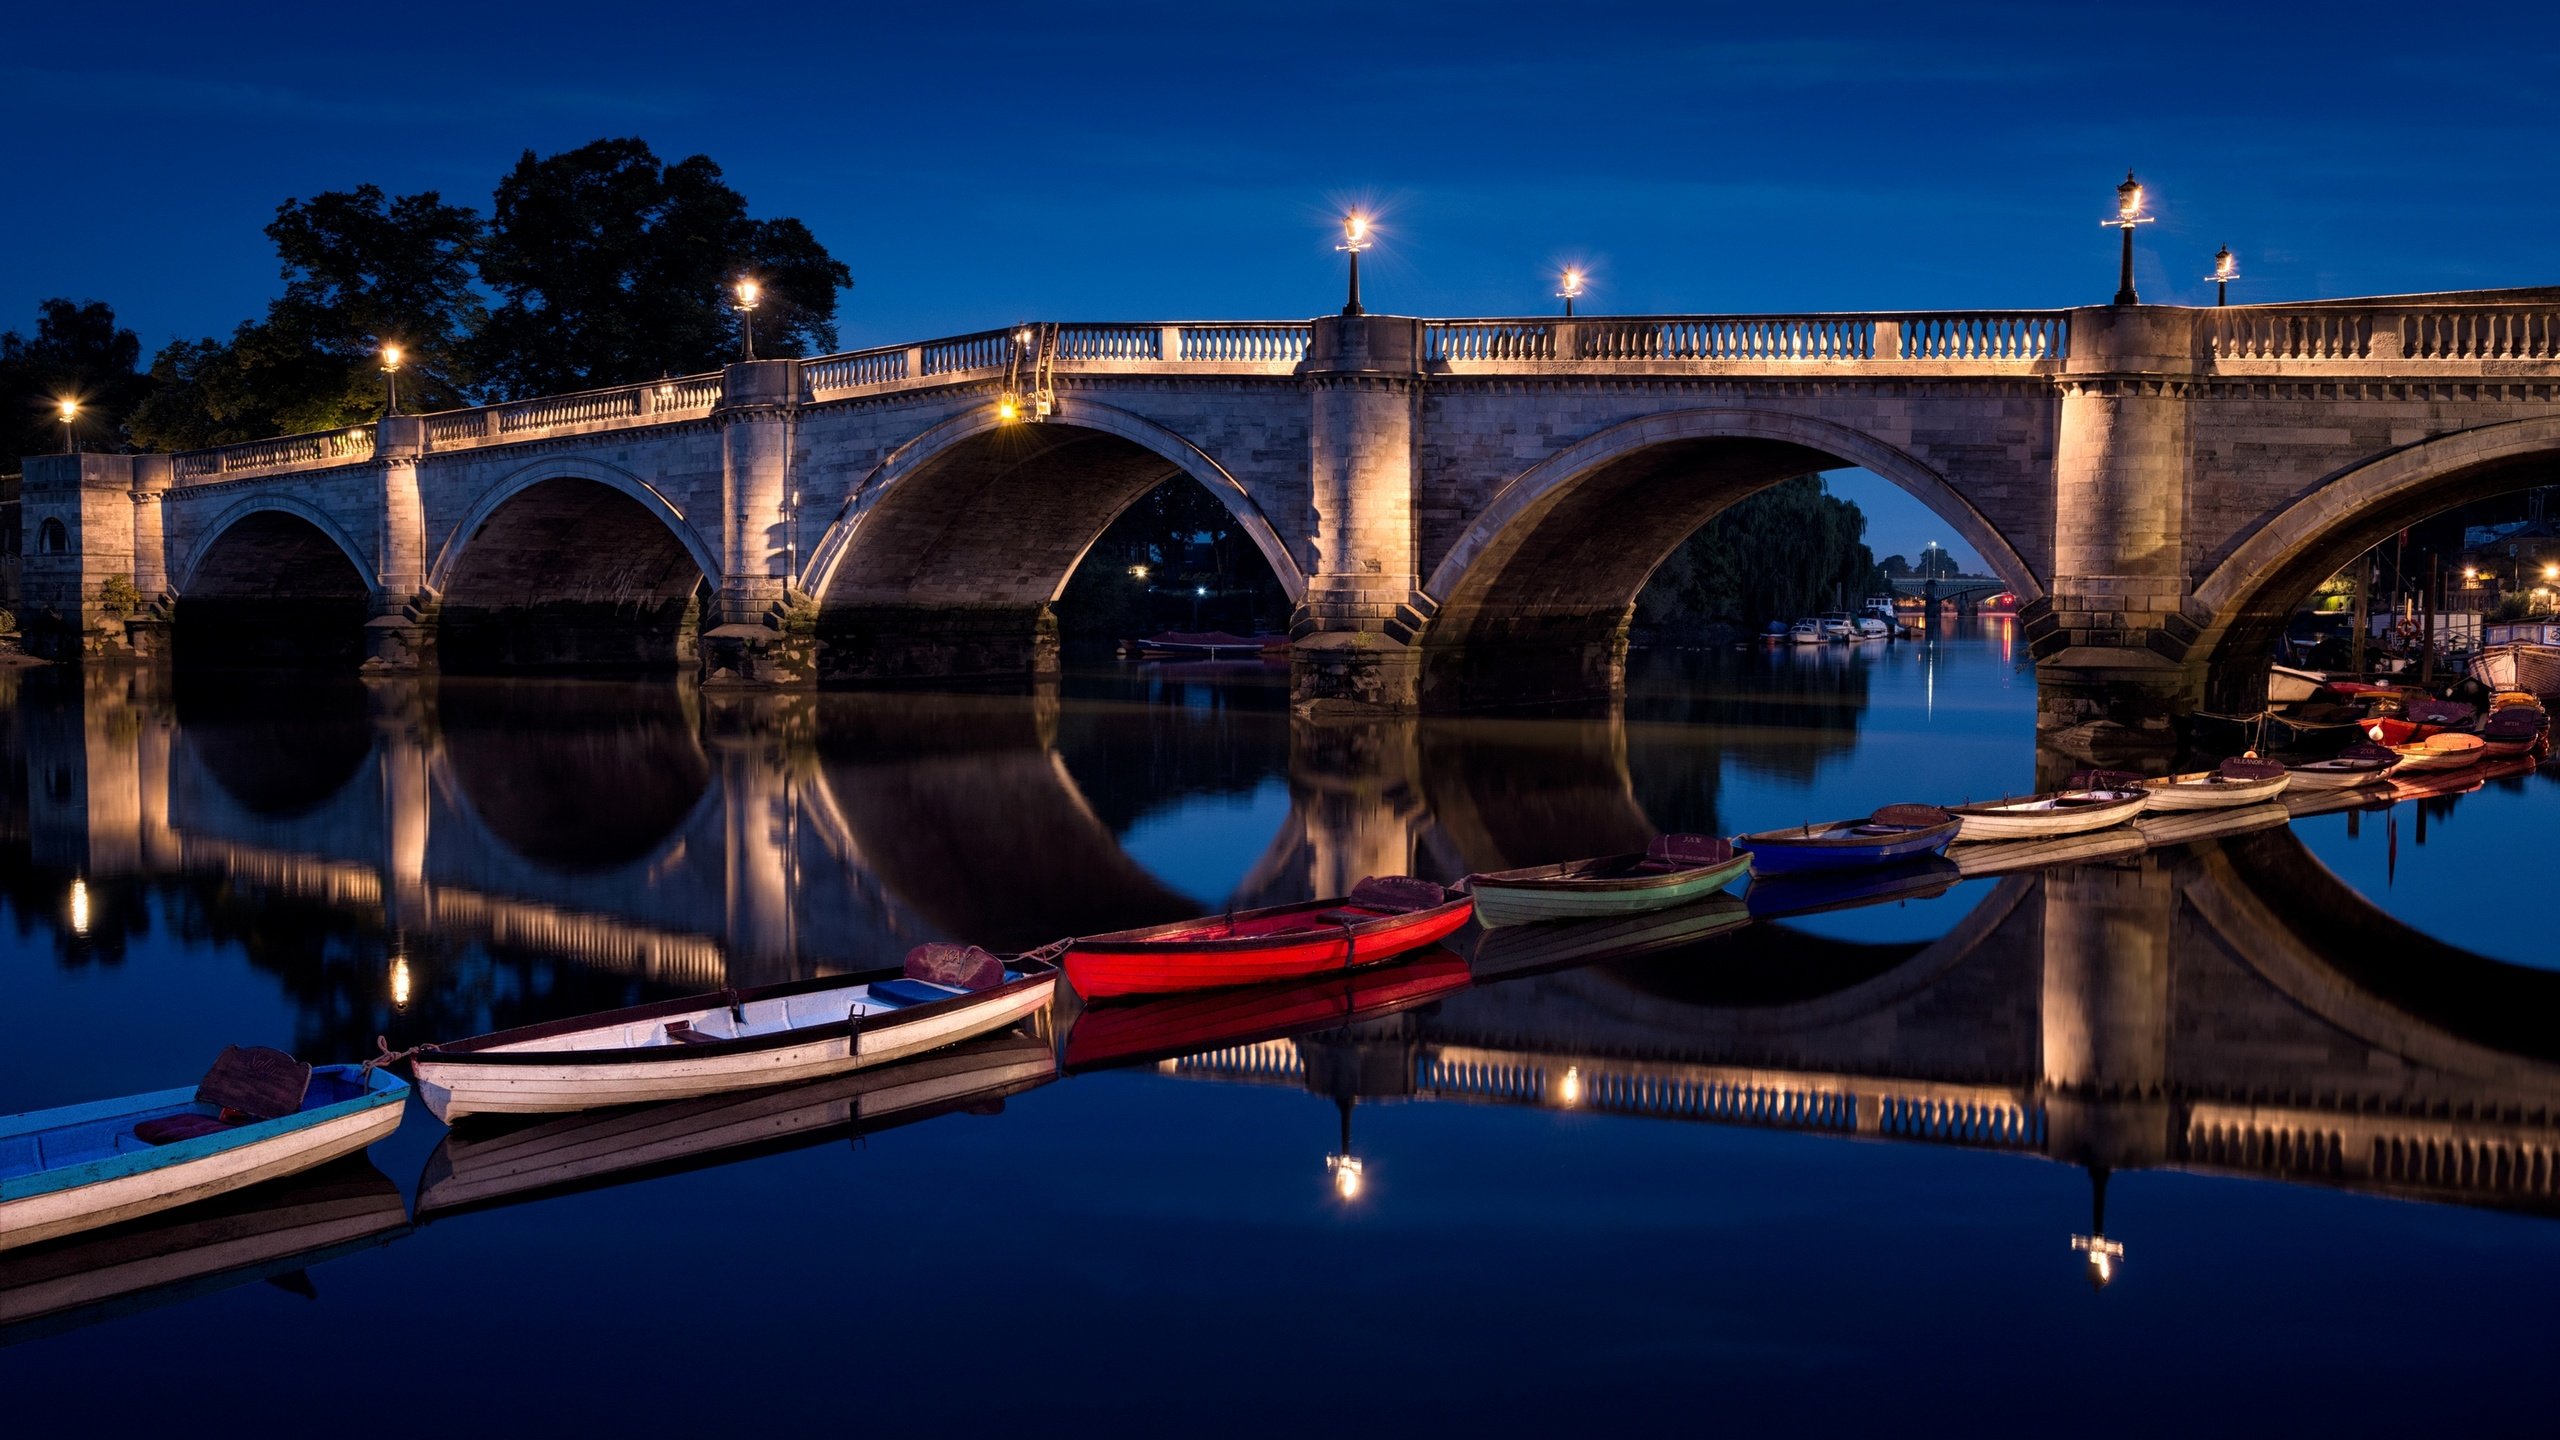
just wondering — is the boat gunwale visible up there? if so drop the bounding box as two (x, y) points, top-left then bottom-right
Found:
(415, 964), (1058, 1068)
(1067, 895), (1474, 955)
(0, 1067), (408, 1206)
(1946, 789), (2148, 820)
(1734, 817), (1961, 852)
(1467, 851), (1749, 896)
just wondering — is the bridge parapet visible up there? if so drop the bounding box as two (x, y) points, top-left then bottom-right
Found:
(2206, 300), (2560, 369)
(1422, 310), (2070, 370)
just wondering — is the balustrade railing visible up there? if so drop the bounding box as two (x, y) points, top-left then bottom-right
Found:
(1424, 311), (2065, 364)
(1898, 312), (2066, 361)
(921, 330), (1014, 375)
(2396, 306), (2560, 360)
(2209, 309), (2373, 361)
(1177, 322), (1311, 362)
(496, 384), (646, 433)
(174, 425), (375, 480)
(1427, 320), (1558, 362)
(803, 347), (908, 394)
(1056, 324), (1163, 361)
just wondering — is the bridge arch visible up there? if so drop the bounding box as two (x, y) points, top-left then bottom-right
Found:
(173, 496), (378, 668)
(2186, 416), (2560, 707)
(1417, 407), (2043, 707)
(805, 398), (1307, 682)
(431, 457), (720, 673)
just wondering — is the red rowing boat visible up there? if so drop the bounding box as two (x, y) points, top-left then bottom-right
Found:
(1062, 952), (1473, 1071)
(1063, 877), (1475, 1001)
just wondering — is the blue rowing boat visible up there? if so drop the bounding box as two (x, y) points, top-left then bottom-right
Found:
(1732, 805), (1959, 876)
(1, 1048), (410, 1253)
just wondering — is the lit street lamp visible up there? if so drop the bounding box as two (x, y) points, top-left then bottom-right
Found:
(1558, 267), (1586, 318)
(2102, 171), (2154, 306)
(380, 343), (404, 416)
(734, 277), (762, 360)
(56, 398), (77, 454)
(1337, 213), (1373, 317)
(2208, 245), (2239, 307)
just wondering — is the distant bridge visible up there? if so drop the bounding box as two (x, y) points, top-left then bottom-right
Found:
(25, 291), (2560, 721)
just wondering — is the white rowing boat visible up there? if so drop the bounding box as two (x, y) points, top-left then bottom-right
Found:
(2140, 757), (2291, 811)
(1, 1049), (409, 1254)
(1947, 788), (2149, 843)
(2390, 732), (2489, 774)
(410, 947), (1059, 1123)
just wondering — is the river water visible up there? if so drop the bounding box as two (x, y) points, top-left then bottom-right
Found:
(3, 623), (2555, 1433)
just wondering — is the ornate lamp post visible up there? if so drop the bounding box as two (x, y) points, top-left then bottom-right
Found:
(2208, 245), (2239, 307)
(380, 343), (405, 416)
(56, 398), (77, 454)
(1558, 266), (1586, 317)
(2102, 171), (2153, 306)
(1337, 213), (1373, 317)
(734, 277), (762, 360)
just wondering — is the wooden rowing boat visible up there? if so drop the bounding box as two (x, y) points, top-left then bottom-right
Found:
(1, 1048), (409, 1253)
(1732, 805), (1959, 876)
(2390, 731), (2490, 773)
(1946, 788), (2149, 843)
(1062, 876), (1474, 1001)
(1467, 894), (1753, 982)
(409, 948), (1058, 1123)
(2476, 705), (2550, 757)
(2140, 757), (2291, 811)
(1743, 856), (1964, 920)
(2282, 742), (2400, 791)
(415, 1033), (1057, 1217)
(1463, 835), (1750, 929)
(1063, 953), (1472, 1072)
(0, 1157), (407, 1346)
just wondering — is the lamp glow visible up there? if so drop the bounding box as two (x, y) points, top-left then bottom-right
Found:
(1558, 1064), (1584, 1108)
(1558, 266), (1586, 317)
(997, 395), (1021, 423)
(1129, 564), (1149, 579)
(1327, 1153), (1364, 1202)
(2102, 171), (2154, 305)
(734, 278), (762, 360)
(391, 954), (413, 1010)
(2209, 245), (2239, 306)
(56, 398), (77, 423)
(380, 344), (403, 372)
(1336, 212), (1374, 316)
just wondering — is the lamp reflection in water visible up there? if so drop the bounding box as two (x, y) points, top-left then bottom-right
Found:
(390, 953), (413, 1011)
(69, 878), (90, 937)
(1324, 1095), (1365, 1203)
(2069, 1167), (2124, 1291)
(1557, 1064), (1584, 1108)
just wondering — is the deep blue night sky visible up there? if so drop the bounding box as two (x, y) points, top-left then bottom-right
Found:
(10, 0), (2557, 561)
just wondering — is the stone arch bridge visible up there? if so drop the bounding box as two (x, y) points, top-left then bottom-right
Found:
(25, 291), (2560, 719)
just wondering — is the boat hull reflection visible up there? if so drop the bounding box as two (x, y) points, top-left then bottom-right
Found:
(1063, 952), (1472, 1073)
(1744, 857), (1964, 921)
(1467, 895), (1753, 983)
(0, 1157), (409, 1347)
(416, 1032), (1057, 1218)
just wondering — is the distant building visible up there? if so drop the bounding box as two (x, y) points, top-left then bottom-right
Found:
(2452, 517), (2560, 610)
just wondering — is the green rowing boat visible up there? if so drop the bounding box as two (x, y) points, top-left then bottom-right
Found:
(1463, 834), (1752, 929)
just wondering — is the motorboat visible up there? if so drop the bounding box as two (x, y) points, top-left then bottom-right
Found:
(1464, 835), (1751, 929)
(1063, 877), (1474, 1001)
(2267, 664), (2331, 704)
(409, 949), (1059, 1123)
(1733, 805), (1959, 875)
(1945, 788), (2149, 843)
(2, 1048), (409, 1254)
(1788, 619), (1826, 645)
(1856, 617), (1892, 640)
(2468, 641), (2560, 698)
(1819, 612), (1856, 640)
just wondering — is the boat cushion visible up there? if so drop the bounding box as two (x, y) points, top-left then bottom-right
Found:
(2068, 768), (2146, 791)
(868, 978), (965, 1009)
(2217, 757), (2287, 782)
(2405, 697), (2475, 727)
(134, 1112), (237, 1146)
(1346, 876), (1447, 914)
(1643, 834), (1736, 868)
(904, 942), (1005, 993)
(1868, 804), (1951, 829)
(194, 1045), (311, 1122)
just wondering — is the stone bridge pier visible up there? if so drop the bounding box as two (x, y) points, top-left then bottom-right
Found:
(23, 291), (2560, 723)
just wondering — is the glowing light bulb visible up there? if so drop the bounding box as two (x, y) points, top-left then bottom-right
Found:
(56, 398), (78, 423)
(380, 343), (404, 372)
(997, 394), (1021, 422)
(735, 278), (761, 309)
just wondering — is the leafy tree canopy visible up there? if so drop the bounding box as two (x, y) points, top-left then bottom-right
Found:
(1638, 474), (1887, 637)
(129, 185), (483, 450)
(474, 138), (852, 398)
(0, 299), (151, 460)
(117, 138), (850, 450)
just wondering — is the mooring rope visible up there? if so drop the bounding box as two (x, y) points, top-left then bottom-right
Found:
(361, 1033), (439, 1081)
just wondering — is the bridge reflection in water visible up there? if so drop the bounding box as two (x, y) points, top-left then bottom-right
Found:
(5, 662), (2556, 1258)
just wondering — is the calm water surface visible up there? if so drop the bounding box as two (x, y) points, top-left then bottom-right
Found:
(3, 623), (2556, 1434)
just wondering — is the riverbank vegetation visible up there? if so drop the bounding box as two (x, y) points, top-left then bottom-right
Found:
(1635, 475), (1887, 643)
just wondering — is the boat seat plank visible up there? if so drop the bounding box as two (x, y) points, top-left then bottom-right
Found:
(664, 1021), (721, 1045)
(134, 1112), (235, 1145)
(1313, 909), (1375, 925)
